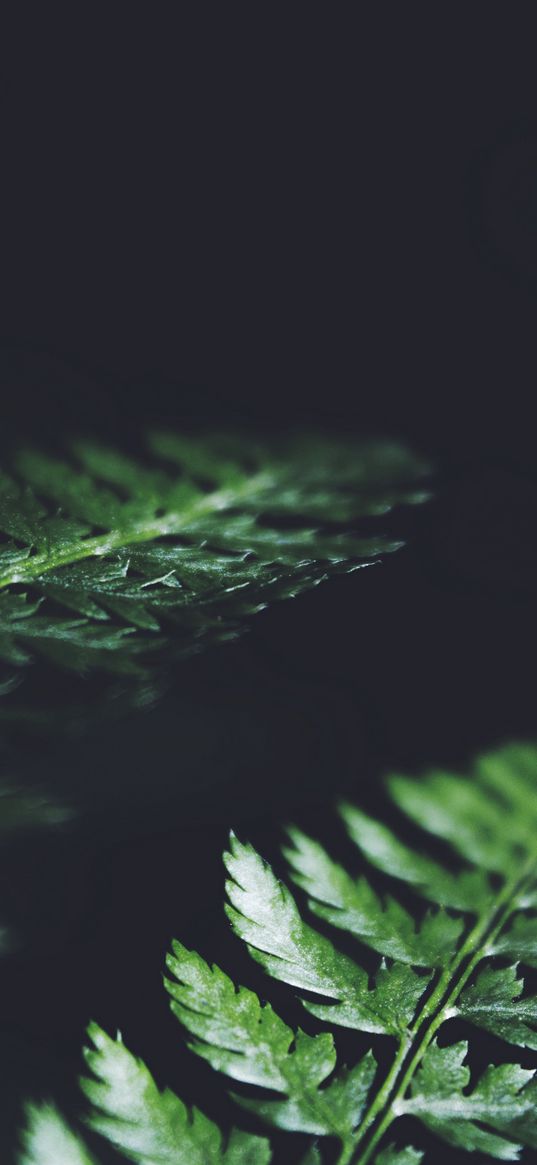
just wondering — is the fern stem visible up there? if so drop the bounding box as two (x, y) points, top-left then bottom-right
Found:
(355, 907), (510, 1165)
(336, 1139), (356, 1165)
(347, 970), (453, 1158)
(350, 863), (535, 1164)
(346, 1035), (409, 1152)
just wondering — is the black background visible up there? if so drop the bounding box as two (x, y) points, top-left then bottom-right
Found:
(1, 10), (537, 1163)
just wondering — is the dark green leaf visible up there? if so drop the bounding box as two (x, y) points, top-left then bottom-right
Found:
(0, 434), (429, 677)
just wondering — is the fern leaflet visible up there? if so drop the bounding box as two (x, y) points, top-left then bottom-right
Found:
(19, 1104), (98, 1165)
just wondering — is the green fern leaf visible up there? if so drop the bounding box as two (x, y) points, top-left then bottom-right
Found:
(402, 1040), (536, 1159)
(338, 805), (491, 912)
(224, 832), (431, 1034)
(19, 741), (537, 1163)
(79, 1022), (270, 1164)
(233, 1052), (377, 1138)
(0, 435), (428, 677)
(19, 1104), (98, 1165)
(283, 827), (464, 966)
(458, 964), (537, 1050)
(386, 765), (525, 874)
(492, 914), (537, 967)
(223, 833), (390, 1019)
(165, 941), (359, 1139)
(166, 742), (537, 1163)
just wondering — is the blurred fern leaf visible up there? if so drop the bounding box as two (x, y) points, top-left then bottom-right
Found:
(0, 434), (428, 676)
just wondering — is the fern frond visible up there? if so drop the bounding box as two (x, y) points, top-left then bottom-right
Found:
(166, 742), (537, 1163)
(0, 434), (428, 677)
(19, 742), (537, 1163)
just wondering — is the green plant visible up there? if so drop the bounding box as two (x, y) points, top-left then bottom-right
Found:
(0, 433), (428, 679)
(19, 743), (537, 1163)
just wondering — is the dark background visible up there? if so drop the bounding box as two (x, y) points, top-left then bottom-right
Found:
(1, 10), (537, 1163)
